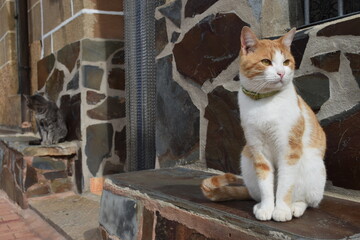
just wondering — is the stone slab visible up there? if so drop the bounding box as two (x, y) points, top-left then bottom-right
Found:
(23, 142), (79, 157)
(104, 168), (360, 240)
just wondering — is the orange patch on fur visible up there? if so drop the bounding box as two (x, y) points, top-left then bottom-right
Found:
(242, 145), (271, 180)
(240, 39), (295, 79)
(283, 185), (294, 206)
(300, 97), (326, 156)
(211, 176), (220, 187)
(287, 114), (305, 165)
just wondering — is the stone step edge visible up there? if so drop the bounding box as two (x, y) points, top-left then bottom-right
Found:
(103, 177), (303, 240)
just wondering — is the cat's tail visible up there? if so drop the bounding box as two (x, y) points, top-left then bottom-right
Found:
(201, 173), (252, 201)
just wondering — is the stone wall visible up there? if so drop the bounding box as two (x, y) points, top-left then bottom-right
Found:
(0, 0), (21, 128)
(36, 38), (125, 192)
(154, 0), (360, 190)
(27, 0), (125, 191)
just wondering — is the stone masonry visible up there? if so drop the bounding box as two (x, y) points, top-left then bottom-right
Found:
(155, 0), (360, 190)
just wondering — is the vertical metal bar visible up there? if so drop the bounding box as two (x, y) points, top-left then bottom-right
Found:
(338, 0), (344, 16)
(15, 0), (31, 127)
(304, 0), (310, 25)
(125, 0), (156, 171)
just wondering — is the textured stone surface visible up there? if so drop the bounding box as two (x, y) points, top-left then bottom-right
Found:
(155, 17), (168, 55)
(100, 191), (138, 239)
(42, 0), (71, 33)
(67, 71), (79, 90)
(156, 55), (199, 167)
(173, 13), (249, 85)
(87, 96), (125, 120)
(104, 168), (360, 240)
(57, 41), (80, 73)
(60, 93), (82, 141)
(45, 69), (65, 102)
(0, 141), (28, 208)
(291, 30), (309, 69)
(83, 65), (104, 90)
(158, 0), (182, 28)
(317, 17), (360, 37)
(311, 51), (341, 72)
(43, 171), (68, 180)
(86, 91), (106, 105)
(114, 128), (126, 165)
(111, 50), (124, 65)
(156, 212), (213, 240)
(25, 165), (38, 190)
(108, 68), (125, 90)
(26, 184), (51, 198)
(171, 31), (180, 43)
(31, 157), (66, 171)
(185, 0), (219, 18)
(37, 54), (55, 90)
(82, 39), (124, 62)
(50, 178), (72, 193)
(321, 104), (360, 190)
(85, 123), (113, 176)
(294, 73), (330, 112)
(205, 87), (244, 174)
(103, 161), (122, 175)
(345, 53), (360, 87)
(23, 140), (79, 157)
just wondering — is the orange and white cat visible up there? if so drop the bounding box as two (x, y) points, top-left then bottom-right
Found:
(201, 27), (326, 222)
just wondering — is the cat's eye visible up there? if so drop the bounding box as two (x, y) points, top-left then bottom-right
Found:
(283, 59), (290, 66)
(261, 59), (272, 66)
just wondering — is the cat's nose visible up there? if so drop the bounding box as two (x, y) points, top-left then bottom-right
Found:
(277, 72), (285, 79)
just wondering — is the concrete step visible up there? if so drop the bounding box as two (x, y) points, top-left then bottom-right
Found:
(99, 167), (360, 240)
(28, 192), (101, 240)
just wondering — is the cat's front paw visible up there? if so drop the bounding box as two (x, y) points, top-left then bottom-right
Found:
(253, 203), (274, 221)
(272, 206), (292, 222)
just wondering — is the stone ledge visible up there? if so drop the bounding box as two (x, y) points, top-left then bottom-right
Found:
(99, 168), (360, 240)
(23, 141), (80, 157)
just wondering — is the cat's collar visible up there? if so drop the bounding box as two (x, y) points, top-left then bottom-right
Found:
(241, 87), (280, 100)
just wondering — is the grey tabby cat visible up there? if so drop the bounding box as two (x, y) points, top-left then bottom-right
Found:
(25, 94), (68, 145)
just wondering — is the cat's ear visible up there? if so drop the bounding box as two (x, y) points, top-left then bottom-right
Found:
(279, 28), (296, 49)
(240, 26), (258, 55)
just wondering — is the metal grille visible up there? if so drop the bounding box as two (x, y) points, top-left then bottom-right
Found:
(303, 0), (360, 25)
(125, 0), (156, 171)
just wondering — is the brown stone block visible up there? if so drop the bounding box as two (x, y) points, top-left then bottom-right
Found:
(43, 36), (52, 57)
(28, 2), (42, 42)
(37, 53), (55, 90)
(0, 1), (15, 38)
(311, 51), (341, 72)
(27, 0), (40, 10)
(205, 86), (245, 174)
(4, 32), (16, 62)
(317, 17), (360, 37)
(0, 62), (21, 127)
(42, 0), (72, 34)
(52, 15), (85, 53)
(0, 38), (5, 66)
(141, 208), (154, 240)
(29, 41), (42, 94)
(84, 14), (124, 40)
(322, 104), (360, 190)
(52, 13), (124, 53)
(73, 0), (123, 13)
